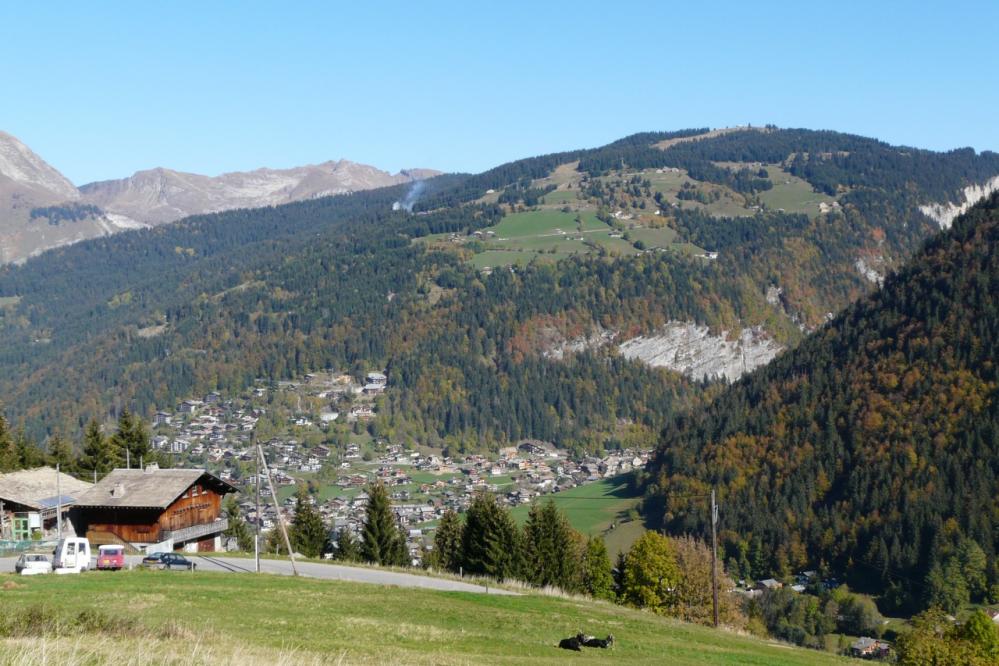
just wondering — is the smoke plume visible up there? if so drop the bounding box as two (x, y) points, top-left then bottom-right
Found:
(393, 179), (426, 213)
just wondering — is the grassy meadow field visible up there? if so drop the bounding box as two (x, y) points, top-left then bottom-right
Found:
(0, 570), (847, 665)
(512, 475), (647, 555)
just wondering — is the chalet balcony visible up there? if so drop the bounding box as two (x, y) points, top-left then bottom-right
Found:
(162, 517), (228, 545)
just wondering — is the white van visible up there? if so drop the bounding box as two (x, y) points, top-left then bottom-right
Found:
(52, 537), (91, 574)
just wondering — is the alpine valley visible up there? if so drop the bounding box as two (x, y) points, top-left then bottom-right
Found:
(3, 125), (999, 624)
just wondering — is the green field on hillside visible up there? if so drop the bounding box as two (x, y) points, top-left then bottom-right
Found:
(757, 168), (836, 214)
(490, 209), (605, 237)
(468, 210), (643, 267)
(512, 475), (646, 556)
(708, 163), (836, 216)
(642, 169), (752, 218)
(0, 571), (845, 665)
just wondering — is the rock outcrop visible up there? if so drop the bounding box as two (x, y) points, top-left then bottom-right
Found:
(618, 322), (783, 382)
(919, 175), (999, 230)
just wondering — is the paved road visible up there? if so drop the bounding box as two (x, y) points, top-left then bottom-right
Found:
(0, 555), (515, 595)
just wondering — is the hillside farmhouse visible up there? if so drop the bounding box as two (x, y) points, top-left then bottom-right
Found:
(71, 465), (237, 553)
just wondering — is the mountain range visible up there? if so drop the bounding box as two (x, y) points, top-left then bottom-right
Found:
(3, 126), (999, 449)
(0, 130), (438, 263)
(3, 125), (999, 616)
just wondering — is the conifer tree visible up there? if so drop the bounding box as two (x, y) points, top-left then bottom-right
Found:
(430, 508), (464, 572)
(223, 497), (254, 552)
(581, 536), (616, 600)
(523, 499), (579, 590)
(111, 408), (150, 466)
(0, 414), (18, 472)
(361, 482), (407, 566)
(78, 419), (120, 478)
(613, 550), (628, 600)
(333, 528), (361, 562)
(47, 434), (76, 475)
(14, 428), (44, 469)
(290, 487), (327, 558)
(462, 492), (521, 581)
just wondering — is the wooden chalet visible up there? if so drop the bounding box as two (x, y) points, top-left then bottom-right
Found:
(71, 465), (237, 553)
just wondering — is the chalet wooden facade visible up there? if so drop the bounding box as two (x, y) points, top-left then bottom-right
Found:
(71, 466), (237, 553)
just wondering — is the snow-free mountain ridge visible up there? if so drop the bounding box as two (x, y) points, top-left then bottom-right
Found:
(0, 130), (438, 263)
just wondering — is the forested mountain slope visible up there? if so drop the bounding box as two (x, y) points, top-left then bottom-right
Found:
(1, 128), (997, 455)
(647, 192), (999, 612)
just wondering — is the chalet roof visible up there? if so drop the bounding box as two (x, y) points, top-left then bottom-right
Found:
(0, 466), (93, 511)
(74, 468), (237, 510)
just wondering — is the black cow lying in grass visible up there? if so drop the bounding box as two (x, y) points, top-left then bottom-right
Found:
(558, 635), (583, 651)
(581, 634), (614, 648)
(558, 633), (614, 651)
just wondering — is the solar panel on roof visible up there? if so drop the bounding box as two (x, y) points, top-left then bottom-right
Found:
(36, 495), (77, 508)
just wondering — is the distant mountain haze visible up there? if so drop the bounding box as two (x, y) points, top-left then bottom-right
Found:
(0, 130), (438, 263)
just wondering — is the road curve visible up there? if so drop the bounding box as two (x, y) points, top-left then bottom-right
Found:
(0, 555), (516, 595)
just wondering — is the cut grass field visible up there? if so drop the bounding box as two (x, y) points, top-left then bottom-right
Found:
(512, 475), (647, 555)
(757, 168), (836, 215)
(0, 571), (846, 665)
(471, 210), (642, 267)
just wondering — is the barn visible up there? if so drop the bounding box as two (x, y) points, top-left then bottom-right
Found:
(71, 464), (237, 553)
(0, 466), (93, 541)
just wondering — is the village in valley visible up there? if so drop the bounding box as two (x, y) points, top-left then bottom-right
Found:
(146, 369), (651, 565)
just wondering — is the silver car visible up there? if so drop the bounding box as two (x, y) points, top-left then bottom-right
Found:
(15, 552), (53, 575)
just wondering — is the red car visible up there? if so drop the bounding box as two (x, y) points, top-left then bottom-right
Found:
(97, 545), (125, 570)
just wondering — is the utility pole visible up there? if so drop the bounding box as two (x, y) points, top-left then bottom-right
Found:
(257, 444), (297, 576)
(711, 487), (719, 629)
(56, 464), (63, 539)
(254, 440), (261, 574)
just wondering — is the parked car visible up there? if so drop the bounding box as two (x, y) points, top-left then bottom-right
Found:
(97, 545), (125, 570)
(52, 537), (91, 573)
(143, 552), (196, 571)
(140, 552), (165, 567)
(15, 553), (52, 575)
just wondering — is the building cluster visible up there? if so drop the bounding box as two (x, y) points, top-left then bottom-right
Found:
(126, 369), (652, 566)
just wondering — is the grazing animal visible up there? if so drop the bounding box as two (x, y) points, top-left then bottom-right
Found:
(558, 636), (583, 651)
(580, 634), (614, 648)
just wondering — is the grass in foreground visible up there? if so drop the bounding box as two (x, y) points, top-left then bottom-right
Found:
(0, 571), (845, 665)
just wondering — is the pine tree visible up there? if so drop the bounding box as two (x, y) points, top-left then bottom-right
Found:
(0, 415), (18, 472)
(78, 419), (119, 478)
(14, 428), (44, 469)
(581, 536), (615, 600)
(223, 497), (255, 552)
(290, 487), (327, 558)
(613, 550), (628, 599)
(523, 499), (579, 590)
(111, 409), (150, 467)
(47, 434), (76, 474)
(430, 509), (464, 572)
(361, 482), (407, 566)
(462, 492), (521, 581)
(333, 528), (361, 562)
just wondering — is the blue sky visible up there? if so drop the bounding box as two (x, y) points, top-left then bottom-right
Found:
(2, 1), (997, 185)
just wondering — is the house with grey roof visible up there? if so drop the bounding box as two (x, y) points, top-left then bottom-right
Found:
(0, 466), (92, 541)
(71, 465), (237, 553)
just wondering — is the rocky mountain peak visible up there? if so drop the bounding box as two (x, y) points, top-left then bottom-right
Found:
(0, 131), (79, 201)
